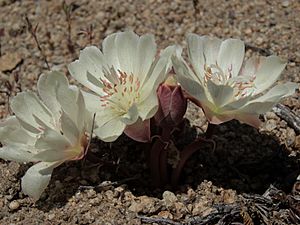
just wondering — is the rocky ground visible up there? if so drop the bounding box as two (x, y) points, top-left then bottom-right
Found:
(0, 0), (299, 224)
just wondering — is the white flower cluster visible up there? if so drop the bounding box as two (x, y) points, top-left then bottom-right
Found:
(0, 31), (297, 200)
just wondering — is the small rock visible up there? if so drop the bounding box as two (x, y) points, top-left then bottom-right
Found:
(163, 191), (178, 208)
(158, 210), (173, 219)
(9, 200), (20, 210)
(265, 112), (277, 120)
(282, 1), (290, 7)
(265, 120), (277, 131)
(0, 52), (23, 72)
(256, 37), (264, 45)
(244, 28), (252, 35)
(294, 135), (300, 149)
(222, 190), (236, 204)
(285, 128), (296, 147)
(128, 201), (143, 213)
(48, 214), (55, 220)
(115, 186), (124, 193)
(105, 190), (114, 200)
(192, 201), (209, 215)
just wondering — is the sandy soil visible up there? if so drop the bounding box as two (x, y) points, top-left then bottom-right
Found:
(0, 0), (299, 224)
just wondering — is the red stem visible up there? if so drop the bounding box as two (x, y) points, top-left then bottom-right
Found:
(149, 127), (171, 187)
(171, 123), (216, 186)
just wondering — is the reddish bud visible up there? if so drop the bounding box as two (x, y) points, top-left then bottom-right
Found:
(155, 84), (187, 128)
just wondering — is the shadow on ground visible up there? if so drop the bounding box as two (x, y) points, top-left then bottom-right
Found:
(33, 120), (299, 212)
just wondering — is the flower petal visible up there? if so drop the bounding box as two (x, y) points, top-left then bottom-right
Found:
(172, 56), (209, 103)
(239, 82), (298, 114)
(115, 30), (139, 75)
(0, 116), (35, 145)
(187, 33), (205, 78)
(239, 56), (266, 77)
(0, 145), (35, 163)
(68, 46), (106, 95)
(206, 80), (234, 107)
(201, 36), (222, 67)
(11, 92), (54, 133)
(94, 118), (126, 142)
(102, 33), (120, 70)
(81, 91), (103, 113)
(138, 91), (159, 120)
(34, 128), (71, 161)
(120, 103), (139, 125)
(137, 34), (157, 85)
(234, 114), (262, 128)
(142, 45), (177, 100)
(61, 111), (80, 145)
(253, 55), (286, 94)
(37, 71), (67, 120)
(249, 82), (298, 104)
(217, 38), (245, 77)
(21, 161), (61, 200)
(124, 119), (150, 142)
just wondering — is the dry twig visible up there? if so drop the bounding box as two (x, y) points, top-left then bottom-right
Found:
(272, 103), (300, 134)
(25, 16), (50, 70)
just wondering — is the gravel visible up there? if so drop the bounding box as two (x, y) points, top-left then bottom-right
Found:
(0, 0), (299, 224)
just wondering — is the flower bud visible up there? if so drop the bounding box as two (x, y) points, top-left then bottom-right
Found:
(155, 84), (187, 128)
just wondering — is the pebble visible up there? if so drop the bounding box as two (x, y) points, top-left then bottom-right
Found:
(265, 120), (277, 131)
(285, 128), (296, 147)
(8, 200), (20, 210)
(162, 191), (178, 208)
(282, 1), (290, 8)
(48, 214), (55, 220)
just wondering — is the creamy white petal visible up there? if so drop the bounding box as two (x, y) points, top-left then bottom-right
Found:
(115, 31), (139, 75)
(141, 46), (177, 101)
(237, 101), (276, 114)
(11, 92), (54, 133)
(56, 84), (79, 125)
(201, 36), (222, 66)
(102, 33), (120, 70)
(35, 128), (71, 153)
(140, 57), (168, 101)
(37, 71), (67, 120)
(81, 91), (103, 113)
(61, 111), (79, 145)
(187, 33), (205, 78)
(0, 116), (35, 145)
(249, 82), (298, 103)
(239, 56), (266, 77)
(143, 45), (177, 87)
(207, 80), (234, 107)
(217, 39), (245, 77)
(21, 161), (61, 200)
(172, 56), (208, 103)
(0, 145), (35, 162)
(137, 34), (157, 85)
(77, 90), (89, 131)
(120, 103), (139, 125)
(94, 118), (126, 142)
(253, 56), (286, 94)
(68, 46), (106, 95)
(138, 91), (159, 120)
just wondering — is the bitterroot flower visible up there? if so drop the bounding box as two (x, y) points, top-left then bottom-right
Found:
(0, 71), (92, 200)
(172, 34), (298, 127)
(68, 30), (177, 142)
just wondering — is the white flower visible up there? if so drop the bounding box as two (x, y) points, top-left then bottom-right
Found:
(172, 34), (298, 127)
(68, 31), (177, 142)
(0, 71), (92, 200)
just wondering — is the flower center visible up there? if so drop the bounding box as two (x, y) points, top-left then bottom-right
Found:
(100, 70), (141, 113)
(69, 132), (88, 161)
(203, 63), (256, 99)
